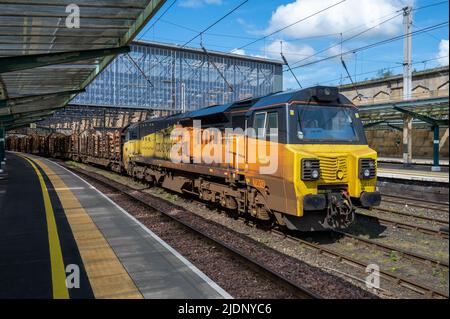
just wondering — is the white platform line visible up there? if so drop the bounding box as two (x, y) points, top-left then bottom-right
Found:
(47, 158), (233, 299)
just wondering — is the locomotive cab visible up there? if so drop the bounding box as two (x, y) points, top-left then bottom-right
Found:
(123, 123), (140, 172)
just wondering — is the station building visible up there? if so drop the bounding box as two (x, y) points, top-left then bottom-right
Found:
(37, 41), (283, 131)
(71, 40), (283, 113)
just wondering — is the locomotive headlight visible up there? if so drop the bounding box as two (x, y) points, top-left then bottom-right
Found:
(311, 169), (320, 179)
(301, 159), (320, 181)
(363, 168), (371, 178)
(359, 158), (376, 179)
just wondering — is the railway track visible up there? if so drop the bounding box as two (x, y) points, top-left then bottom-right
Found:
(64, 162), (449, 299)
(355, 211), (449, 239)
(240, 217), (449, 298)
(270, 229), (448, 299)
(380, 193), (449, 214)
(364, 206), (449, 226)
(237, 216), (449, 299)
(237, 216), (448, 269)
(62, 163), (320, 299)
(332, 230), (449, 268)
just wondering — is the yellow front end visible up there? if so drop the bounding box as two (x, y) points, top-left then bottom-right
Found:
(284, 144), (377, 217)
(122, 139), (140, 171)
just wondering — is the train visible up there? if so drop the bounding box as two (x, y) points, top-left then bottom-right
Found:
(6, 131), (70, 159)
(7, 86), (381, 231)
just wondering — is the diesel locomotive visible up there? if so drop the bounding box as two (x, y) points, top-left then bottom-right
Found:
(121, 86), (381, 231)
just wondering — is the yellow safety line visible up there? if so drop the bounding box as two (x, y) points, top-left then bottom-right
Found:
(31, 157), (143, 299)
(20, 155), (69, 299)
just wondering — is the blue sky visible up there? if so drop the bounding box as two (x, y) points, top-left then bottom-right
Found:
(137, 0), (449, 90)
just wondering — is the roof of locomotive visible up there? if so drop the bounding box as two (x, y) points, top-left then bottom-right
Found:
(251, 86), (353, 109)
(185, 103), (233, 119)
(138, 96), (261, 126)
(133, 86), (352, 129)
(172, 86), (353, 121)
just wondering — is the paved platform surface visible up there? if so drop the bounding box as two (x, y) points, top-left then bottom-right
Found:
(377, 165), (449, 184)
(378, 157), (449, 166)
(0, 152), (230, 299)
(378, 162), (449, 173)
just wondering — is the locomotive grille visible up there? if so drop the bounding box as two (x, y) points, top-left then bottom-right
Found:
(301, 159), (320, 180)
(319, 156), (347, 181)
(359, 158), (376, 178)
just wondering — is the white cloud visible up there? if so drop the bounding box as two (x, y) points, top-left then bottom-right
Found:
(326, 43), (349, 57)
(230, 48), (246, 55)
(437, 39), (449, 66)
(266, 0), (411, 39)
(265, 39), (315, 62)
(179, 0), (223, 8)
(229, 41), (314, 63)
(230, 48), (273, 59)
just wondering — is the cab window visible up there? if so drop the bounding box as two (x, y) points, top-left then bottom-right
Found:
(253, 111), (279, 139)
(266, 112), (278, 137)
(254, 113), (266, 138)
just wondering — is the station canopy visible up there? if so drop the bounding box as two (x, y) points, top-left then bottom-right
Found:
(358, 96), (449, 128)
(0, 0), (166, 130)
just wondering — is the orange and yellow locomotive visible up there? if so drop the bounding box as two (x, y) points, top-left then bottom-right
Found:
(122, 86), (380, 231)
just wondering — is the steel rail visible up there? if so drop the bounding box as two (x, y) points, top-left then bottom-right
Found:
(355, 211), (449, 239)
(270, 229), (449, 299)
(380, 193), (449, 210)
(241, 217), (449, 297)
(241, 215), (448, 268)
(332, 230), (449, 268)
(367, 207), (449, 226)
(381, 197), (449, 214)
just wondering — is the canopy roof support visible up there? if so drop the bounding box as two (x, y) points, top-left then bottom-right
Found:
(364, 120), (403, 132)
(0, 0), (167, 130)
(0, 89), (85, 109)
(0, 47), (130, 74)
(394, 106), (448, 171)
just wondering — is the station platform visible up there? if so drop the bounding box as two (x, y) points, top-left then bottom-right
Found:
(377, 165), (449, 184)
(0, 152), (230, 299)
(378, 157), (449, 166)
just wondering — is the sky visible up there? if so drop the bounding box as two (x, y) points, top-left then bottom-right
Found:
(137, 0), (449, 90)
